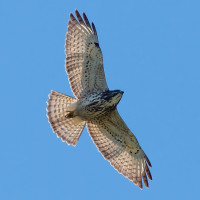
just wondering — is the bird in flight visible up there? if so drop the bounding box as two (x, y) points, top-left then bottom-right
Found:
(47, 9), (152, 189)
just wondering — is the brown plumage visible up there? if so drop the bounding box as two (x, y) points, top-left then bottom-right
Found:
(47, 10), (152, 189)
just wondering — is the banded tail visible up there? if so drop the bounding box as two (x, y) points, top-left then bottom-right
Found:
(46, 90), (86, 146)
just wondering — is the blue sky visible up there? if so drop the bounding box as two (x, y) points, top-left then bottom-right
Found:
(1, 0), (200, 199)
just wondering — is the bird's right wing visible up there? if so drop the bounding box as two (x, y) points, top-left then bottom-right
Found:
(87, 110), (152, 189)
(65, 10), (108, 99)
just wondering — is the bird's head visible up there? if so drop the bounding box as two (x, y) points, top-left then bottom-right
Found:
(111, 90), (124, 100)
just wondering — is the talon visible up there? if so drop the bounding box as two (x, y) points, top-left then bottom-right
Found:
(66, 112), (74, 118)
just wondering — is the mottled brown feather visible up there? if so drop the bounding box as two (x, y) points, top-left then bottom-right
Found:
(65, 10), (108, 99)
(48, 10), (152, 189)
(87, 109), (152, 189)
(46, 90), (86, 146)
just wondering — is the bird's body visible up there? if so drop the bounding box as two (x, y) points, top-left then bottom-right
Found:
(47, 10), (152, 189)
(67, 90), (124, 120)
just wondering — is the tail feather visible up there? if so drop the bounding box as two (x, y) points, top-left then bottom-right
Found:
(47, 90), (85, 146)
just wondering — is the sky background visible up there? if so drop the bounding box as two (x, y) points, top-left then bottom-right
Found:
(1, 0), (200, 199)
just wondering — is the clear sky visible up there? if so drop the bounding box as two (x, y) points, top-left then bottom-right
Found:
(1, 0), (200, 199)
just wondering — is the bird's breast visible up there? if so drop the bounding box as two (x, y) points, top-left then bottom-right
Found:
(76, 92), (119, 120)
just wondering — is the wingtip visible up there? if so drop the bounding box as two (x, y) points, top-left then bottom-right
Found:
(75, 9), (80, 17)
(69, 13), (75, 20)
(91, 22), (97, 35)
(138, 183), (143, 190)
(82, 12), (87, 20)
(145, 155), (152, 167)
(75, 9), (79, 14)
(143, 179), (149, 188)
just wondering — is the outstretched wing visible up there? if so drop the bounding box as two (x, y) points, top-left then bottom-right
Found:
(65, 10), (108, 99)
(87, 110), (152, 189)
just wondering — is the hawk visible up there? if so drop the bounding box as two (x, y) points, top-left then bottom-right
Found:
(47, 10), (152, 189)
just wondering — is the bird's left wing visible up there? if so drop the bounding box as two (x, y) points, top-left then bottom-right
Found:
(65, 10), (108, 99)
(87, 110), (152, 189)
